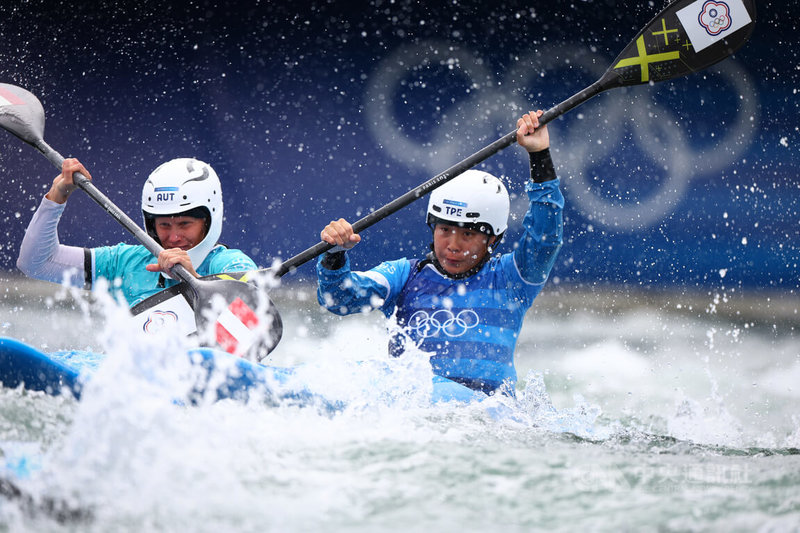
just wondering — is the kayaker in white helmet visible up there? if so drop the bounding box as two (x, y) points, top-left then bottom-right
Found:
(17, 157), (256, 307)
(316, 110), (563, 395)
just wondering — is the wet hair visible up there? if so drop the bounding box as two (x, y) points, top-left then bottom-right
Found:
(176, 206), (210, 220)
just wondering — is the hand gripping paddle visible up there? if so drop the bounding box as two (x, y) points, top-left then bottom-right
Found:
(0, 84), (282, 360)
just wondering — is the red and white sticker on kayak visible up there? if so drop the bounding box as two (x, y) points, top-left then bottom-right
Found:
(215, 297), (259, 357)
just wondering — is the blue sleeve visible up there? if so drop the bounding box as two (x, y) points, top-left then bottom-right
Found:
(317, 255), (410, 317)
(512, 178), (564, 283)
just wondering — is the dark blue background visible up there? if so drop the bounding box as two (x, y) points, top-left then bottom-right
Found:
(0, 1), (796, 291)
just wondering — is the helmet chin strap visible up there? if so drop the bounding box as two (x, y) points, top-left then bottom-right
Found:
(486, 232), (503, 254)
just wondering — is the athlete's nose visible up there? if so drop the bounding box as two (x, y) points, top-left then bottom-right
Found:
(164, 230), (183, 246)
(447, 232), (470, 253)
(445, 233), (461, 252)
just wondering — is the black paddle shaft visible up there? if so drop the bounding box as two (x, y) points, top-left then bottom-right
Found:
(275, 0), (755, 277)
(274, 76), (616, 278)
(32, 138), (199, 288)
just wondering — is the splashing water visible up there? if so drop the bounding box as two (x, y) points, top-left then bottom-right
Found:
(0, 281), (799, 531)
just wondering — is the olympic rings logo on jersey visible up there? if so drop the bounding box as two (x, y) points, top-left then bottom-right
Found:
(406, 309), (480, 338)
(365, 39), (757, 232)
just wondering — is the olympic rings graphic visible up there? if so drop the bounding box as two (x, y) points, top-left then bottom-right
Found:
(406, 309), (480, 338)
(365, 40), (757, 232)
(700, 2), (732, 35)
(710, 16), (729, 29)
(143, 310), (178, 333)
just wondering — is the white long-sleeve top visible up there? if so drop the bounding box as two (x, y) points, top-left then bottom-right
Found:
(16, 196), (88, 288)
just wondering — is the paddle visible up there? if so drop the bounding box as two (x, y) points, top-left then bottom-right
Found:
(272, 0), (756, 278)
(0, 84), (282, 360)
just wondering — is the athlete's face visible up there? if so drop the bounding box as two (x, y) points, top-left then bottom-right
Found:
(154, 216), (207, 251)
(432, 224), (496, 275)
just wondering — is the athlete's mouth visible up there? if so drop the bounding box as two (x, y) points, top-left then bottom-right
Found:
(165, 242), (192, 251)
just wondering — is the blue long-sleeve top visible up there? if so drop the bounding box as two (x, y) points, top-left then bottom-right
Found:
(317, 150), (564, 394)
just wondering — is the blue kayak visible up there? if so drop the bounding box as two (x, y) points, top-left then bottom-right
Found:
(0, 337), (485, 407)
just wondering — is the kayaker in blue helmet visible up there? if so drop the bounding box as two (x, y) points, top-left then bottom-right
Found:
(316, 110), (563, 395)
(17, 158), (256, 307)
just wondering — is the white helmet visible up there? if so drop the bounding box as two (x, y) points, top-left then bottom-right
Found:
(142, 158), (223, 268)
(426, 169), (510, 236)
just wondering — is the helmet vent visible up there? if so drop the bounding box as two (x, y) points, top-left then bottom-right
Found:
(431, 205), (442, 213)
(184, 161), (210, 183)
(466, 212), (480, 218)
